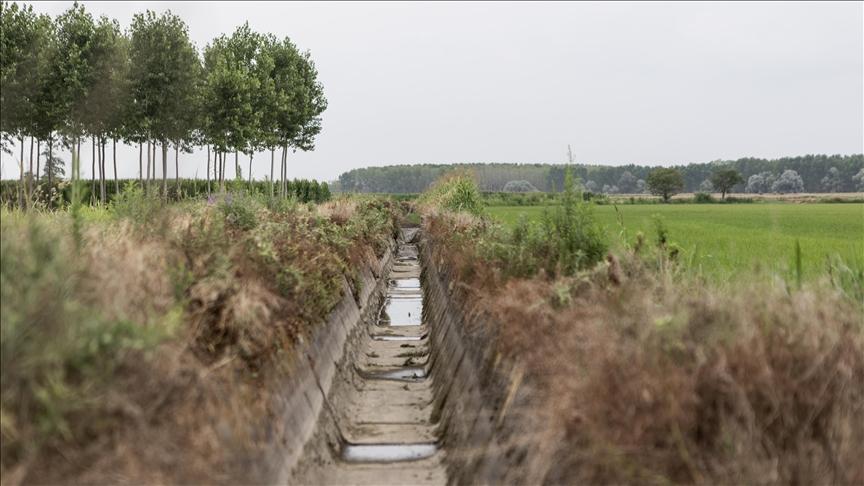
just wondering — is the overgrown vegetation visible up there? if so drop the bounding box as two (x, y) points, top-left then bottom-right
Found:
(421, 172), (864, 484)
(418, 169), (608, 277)
(0, 193), (398, 483)
(417, 170), (484, 216)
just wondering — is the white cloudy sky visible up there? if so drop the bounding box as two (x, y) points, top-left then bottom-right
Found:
(2, 1), (862, 182)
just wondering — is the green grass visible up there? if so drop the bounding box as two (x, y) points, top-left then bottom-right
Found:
(488, 203), (864, 281)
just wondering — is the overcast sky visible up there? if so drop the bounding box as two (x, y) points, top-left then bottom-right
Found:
(2, 1), (862, 182)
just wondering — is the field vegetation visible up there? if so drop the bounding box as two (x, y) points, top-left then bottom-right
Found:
(419, 172), (864, 484)
(0, 189), (399, 483)
(489, 203), (864, 283)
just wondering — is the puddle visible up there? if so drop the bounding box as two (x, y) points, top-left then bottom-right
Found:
(371, 335), (424, 341)
(389, 278), (421, 289)
(342, 443), (437, 463)
(381, 298), (422, 326)
(368, 367), (426, 381)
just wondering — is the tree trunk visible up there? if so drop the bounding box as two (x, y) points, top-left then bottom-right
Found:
(280, 145), (285, 197)
(206, 145), (211, 196)
(113, 138), (118, 195)
(248, 152), (253, 186)
(96, 137), (101, 203)
(100, 137), (106, 204)
(145, 141), (151, 195)
(35, 139), (41, 184)
(28, 136), (34, 197)
(175, 144), (180, 197)
(77, 138), (82, 182)
(101, 138), (107, 202)
(220, 151), (226, 187)
(138, 142), (143, 187)
(47, 138), (53, 199)
(91, 135), (97, 204)
(18, 135), (24, 209)
(270, 149), (275, 198)
(279, 145), (284, 197)
(162, 142), (168, 200)
(234, 150), (239, 180)
(282, 144), (288, 197)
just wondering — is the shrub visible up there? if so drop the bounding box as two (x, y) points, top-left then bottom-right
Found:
(111, 182), (164, 224)
(217, 193), (260, 231)
(693, 192), (714, 203)
(418, 171), (484, 215)
(475, 169), (607, 278)
(0, 213), (179, 473)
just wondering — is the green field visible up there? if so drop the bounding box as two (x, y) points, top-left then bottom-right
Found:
(488, 203), (864, 281)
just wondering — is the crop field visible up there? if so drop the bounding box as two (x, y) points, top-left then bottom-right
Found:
(488, 203), (864, 281)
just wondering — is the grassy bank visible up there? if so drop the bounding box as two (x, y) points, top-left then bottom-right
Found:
(420, 174), (864, 484)
(0, 192), (399, 484)
(489, 203), (864, 282)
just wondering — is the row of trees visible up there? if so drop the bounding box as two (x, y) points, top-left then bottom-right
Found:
(0, 1), (327, 205)
(336, 155), (864, 194)
(643, 167), (840, 202)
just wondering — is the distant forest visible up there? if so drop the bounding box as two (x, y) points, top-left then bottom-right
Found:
(335, 155), (864, 194)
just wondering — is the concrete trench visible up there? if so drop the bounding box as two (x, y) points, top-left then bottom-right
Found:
(291, 228), (447, 484)
(283, 227), (545, 485)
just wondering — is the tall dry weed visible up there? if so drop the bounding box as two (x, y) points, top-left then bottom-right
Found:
(1, 195), (399, 484)
(424, 210), (864, 484)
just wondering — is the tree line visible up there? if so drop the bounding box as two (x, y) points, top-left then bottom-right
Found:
(0, 1), (327, 206)
(336, 155), (864, 194)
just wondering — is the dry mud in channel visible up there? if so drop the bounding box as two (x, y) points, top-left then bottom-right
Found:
(293, 228), (447, 485)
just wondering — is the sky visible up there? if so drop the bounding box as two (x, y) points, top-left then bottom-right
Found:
(2, 1), (862, 182)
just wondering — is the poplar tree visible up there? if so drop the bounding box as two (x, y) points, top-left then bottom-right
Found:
(81, 15), (127, 203)
(129, 10), (199, 199)
(1, 2), (54, 204)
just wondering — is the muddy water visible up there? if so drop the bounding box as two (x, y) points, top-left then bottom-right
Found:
(296, 228), (447, 485)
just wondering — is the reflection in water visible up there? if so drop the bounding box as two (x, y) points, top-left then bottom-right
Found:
(371, 335), (425, 341)
(342, 443), (437, 463)
(390, 278), (421, 289)
(381, 297), (422, 326)
(366, 367), (426, 381)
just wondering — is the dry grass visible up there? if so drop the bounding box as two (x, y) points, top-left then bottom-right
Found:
(425, 210), (864, 484)
(0, 195), (399, 484)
